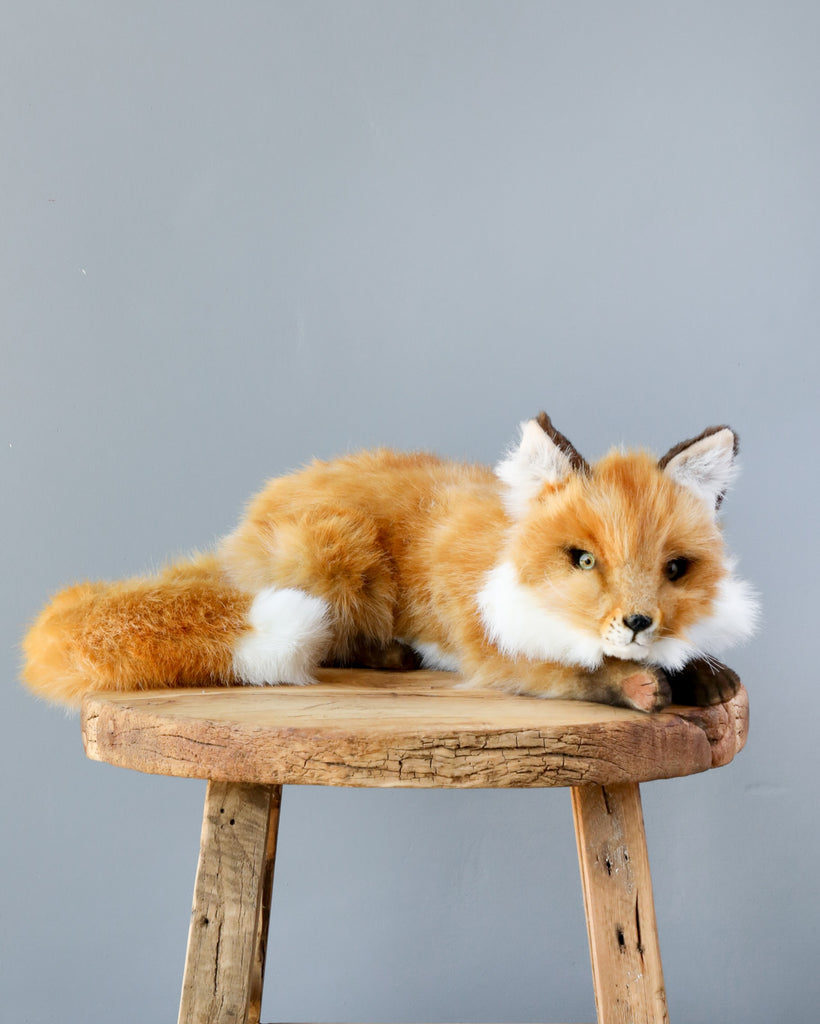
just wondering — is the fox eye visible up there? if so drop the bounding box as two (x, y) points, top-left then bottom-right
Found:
(570, 549), (596, 570)
(665, 557), (690, 581)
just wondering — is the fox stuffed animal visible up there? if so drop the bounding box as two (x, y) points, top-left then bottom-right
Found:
(22, 414), (757, 712)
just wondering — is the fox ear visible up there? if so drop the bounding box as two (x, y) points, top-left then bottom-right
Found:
(659, 426), (739, 510)
(496, 413), (588, 518)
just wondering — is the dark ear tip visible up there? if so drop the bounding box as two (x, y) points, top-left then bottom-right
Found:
(531, 411), (590, 475)
(658, 424), (739, 469)
(706, 424), (740, 455)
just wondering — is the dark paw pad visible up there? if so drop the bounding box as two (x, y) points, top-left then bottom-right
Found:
(668, 659), (741, 706)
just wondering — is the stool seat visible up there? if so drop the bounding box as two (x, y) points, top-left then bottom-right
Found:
(82, 667), (748, 788)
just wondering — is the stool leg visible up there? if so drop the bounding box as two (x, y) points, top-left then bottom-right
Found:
(178, 781), (282, 1024)
(571, 783), (669, 1024)
(248, 785), (282, 1024)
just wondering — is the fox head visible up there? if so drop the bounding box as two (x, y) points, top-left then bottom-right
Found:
(479, 413), (758, 671)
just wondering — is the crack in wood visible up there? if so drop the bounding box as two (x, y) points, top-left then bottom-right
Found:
(635, 892), (645, 960)
(212, 920), (222, 1000)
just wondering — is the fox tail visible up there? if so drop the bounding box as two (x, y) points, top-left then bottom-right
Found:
(21, 555), (257, 707)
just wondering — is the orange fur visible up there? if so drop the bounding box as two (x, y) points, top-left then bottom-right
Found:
(23, 555), (251, 705)
(511, 453), (725, 643)
(22, 419), (755, 711)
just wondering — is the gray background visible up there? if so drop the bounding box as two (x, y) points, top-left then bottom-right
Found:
(2, 3), (817, 1022)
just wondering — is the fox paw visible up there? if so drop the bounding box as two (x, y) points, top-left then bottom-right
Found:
(618, 667), (672, 713)
(667, 659), (741, 706)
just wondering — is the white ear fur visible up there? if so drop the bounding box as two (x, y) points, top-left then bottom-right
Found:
(495, 419), (575, 519)
(662, 427), (738, 511)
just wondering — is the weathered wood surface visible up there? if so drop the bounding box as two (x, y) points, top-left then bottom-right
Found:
(247, 786), (281, 1024)
(82, 668), (748, 789)
(573, 783), (668, 1024)
(178, 781), (280, 1024)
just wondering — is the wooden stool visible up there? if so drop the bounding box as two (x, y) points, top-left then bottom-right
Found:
(81, 668), (748, 1024)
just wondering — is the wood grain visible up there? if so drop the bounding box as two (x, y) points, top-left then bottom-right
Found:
(248, 786), (281, 1024)
(178, 781), (279, 1024)
(572, 783), (668, 1024)
(82, 668), (748, 789)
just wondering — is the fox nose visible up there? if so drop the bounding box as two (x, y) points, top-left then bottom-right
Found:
(624, 613), (654, 634)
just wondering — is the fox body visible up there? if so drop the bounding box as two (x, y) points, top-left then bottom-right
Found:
(22, 415), (757, 711)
